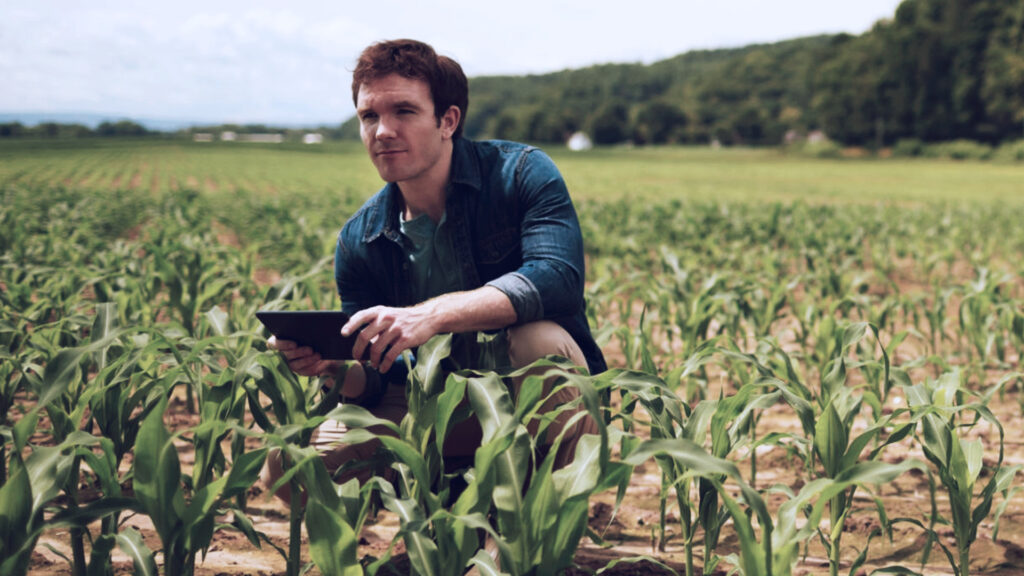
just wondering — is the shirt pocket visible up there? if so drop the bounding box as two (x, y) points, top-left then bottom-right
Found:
(477, 227), (520, 265)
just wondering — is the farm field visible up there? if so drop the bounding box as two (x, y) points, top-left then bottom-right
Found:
(2, 139), (1023, 576)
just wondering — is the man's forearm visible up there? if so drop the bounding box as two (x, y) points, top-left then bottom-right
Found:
(343, 285), (518, 373)
(416, 285), (517, 334)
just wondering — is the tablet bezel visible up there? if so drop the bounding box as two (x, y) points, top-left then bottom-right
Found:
(256, 310), (362, 360)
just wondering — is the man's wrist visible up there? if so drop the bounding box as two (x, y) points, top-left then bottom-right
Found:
(327, 361), (368, 401)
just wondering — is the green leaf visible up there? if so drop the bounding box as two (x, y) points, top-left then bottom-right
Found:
(133, 397), (183, 544)
(412, 333), (452, 396)
(381, 493), (439, 576)
(115, 528), (158, 576)
(464, 371), (517, 444)
(553, 433), (603, 500)
(433, 374), (468, 459)
(0, 454), (32, 556)
(205, 305), (230, 337)
(326, 403), (402, 436)
(223, 448), (268, 498)
(815, 402), (847, 478)
(306, 500), (363, 576)
(961, 438), (984, 487)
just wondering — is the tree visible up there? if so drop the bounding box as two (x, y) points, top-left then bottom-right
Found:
(589, 103), (630, 145)
(97, 120), (148, 137)
(0, 122), (25, 138)
(633, 100), (688, 144)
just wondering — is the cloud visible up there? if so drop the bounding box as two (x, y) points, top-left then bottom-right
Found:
(2, 4), (373, 123)
(1, 0), (902, 124)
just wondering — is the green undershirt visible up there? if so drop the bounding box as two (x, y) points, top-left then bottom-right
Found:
(399, 210), (464, 303)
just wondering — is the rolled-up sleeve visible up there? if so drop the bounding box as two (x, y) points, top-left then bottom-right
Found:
(485, 148), (585, 324)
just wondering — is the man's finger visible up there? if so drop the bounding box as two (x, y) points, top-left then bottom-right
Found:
(280, 345), (316, 360)
(269, 336), (299, 351)
(369, 330), (402, 372)
(378, 344), (404, 374)
(342, 308), (376, 336)
(351, 322), (379, 361)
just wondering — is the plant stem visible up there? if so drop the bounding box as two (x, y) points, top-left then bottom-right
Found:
(659, 472), (668, 552)
(829, 493), (844, 576)
(288, 476), (304, 576)
(960, 544), (970, 576)
(678, 486), (694, 576)
(68, 457), (86, 576)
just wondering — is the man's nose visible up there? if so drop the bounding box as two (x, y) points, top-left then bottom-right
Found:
(376, 117), (397, 139)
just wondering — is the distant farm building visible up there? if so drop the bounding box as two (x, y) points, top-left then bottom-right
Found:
(567, 131), (593, 151)
(221, 131), (237, 141)
(239, 133), (283, 144)
(303, 133), (324, 144)
(193, 133), (213, 142)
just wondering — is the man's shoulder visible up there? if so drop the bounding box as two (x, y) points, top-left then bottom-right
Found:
(457, 138), (560, 187)
(464, 138), (541, 162)
(340, 184), (391, 242)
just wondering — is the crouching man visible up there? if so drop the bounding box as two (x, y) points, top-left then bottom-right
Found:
(264, 39), (606, 499)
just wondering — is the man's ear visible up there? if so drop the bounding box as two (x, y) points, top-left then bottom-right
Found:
(440, 105), (460, 139)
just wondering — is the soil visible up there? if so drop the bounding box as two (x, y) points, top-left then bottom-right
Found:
(21, 262), (1024, 576)
(23, 371), (1024, 576)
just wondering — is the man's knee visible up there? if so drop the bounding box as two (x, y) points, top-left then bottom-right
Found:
(507, 320), (586, 369)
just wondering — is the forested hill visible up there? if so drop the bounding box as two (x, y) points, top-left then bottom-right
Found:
(342, 0), (1023, 147)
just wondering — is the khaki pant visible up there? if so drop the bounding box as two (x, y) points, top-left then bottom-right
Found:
(263, 320), (598, 503)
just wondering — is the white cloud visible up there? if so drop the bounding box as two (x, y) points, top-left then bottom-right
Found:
(0, 0), (903, 124)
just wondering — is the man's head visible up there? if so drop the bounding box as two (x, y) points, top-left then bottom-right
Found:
(352, 39), (468, 139)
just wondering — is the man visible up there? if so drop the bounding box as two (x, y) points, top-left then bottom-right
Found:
(267, 39), (605, 495)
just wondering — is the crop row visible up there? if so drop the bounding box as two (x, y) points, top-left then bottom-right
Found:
(2, 181), (1023, 576)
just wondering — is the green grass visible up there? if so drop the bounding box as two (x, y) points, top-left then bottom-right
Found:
(547, 145), (1024, 204)
(2, 139), (1023, 205)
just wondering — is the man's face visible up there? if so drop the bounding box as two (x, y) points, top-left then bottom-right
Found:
(356, 74), (457, 186)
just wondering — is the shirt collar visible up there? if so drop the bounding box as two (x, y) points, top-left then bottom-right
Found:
(362, 138), (479, 244)
(362, 181), (403, 244)
(449, 137), (481, 192)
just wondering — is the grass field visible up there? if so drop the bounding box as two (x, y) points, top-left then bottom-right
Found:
(4, 138), (1023, 204)
(2, 138), (1023, 576)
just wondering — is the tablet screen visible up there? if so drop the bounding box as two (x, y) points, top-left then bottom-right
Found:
(256, 310), (362, 360)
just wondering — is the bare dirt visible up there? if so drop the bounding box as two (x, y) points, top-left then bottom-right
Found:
(24, 370), (1024, 576)
(23, 260), (1024, 575)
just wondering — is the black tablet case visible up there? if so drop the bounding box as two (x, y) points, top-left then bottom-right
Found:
(256, 310), (360, 360)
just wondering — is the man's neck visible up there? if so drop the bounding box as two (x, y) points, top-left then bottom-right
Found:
(399, 185), (446, 223)
(397, 145), (453, 223)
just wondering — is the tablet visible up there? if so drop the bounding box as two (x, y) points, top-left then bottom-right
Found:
(256, 310), (363, 360)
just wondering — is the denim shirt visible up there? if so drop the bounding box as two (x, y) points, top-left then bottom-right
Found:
(334, 138), (607, 376)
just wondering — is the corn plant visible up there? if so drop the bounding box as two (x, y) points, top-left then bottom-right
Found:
(770, 458), (922, 576)
(622, 438), (776, 576)
(246, 346), (338, 576)
(270, 431), (385, 576)
(958, 267), (1015, 368)
(133, 396), (267, 576)
(1, 309), (151, 576)
(903, 370), (1020, 576)
(905, 368), (1024, 569)
(322, 334), (625, 576)
(0, 433), (150, 576)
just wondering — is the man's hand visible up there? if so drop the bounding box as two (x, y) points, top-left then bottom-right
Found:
(342, 305), (439, 374)
(341, 286), (518, 374)
(268, 336), (338, 377)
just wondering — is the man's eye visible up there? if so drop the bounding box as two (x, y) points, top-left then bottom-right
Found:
(360, 113), (378, 121)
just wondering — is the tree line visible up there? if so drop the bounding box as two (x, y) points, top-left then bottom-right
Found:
(8, 0), (1021, 148)
(0, 120), (150, 139)
(451, 0), (1023, 147)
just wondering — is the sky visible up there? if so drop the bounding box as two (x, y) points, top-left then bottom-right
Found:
(2, 0), (905, 127)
